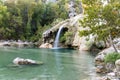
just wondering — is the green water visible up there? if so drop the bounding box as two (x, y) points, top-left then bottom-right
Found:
(0, 47), (96, 80)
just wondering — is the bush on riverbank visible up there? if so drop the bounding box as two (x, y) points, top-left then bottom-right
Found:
(105, 52), (120, 63)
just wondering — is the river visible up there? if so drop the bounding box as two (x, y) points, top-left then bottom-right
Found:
(0, 47), (97, 80)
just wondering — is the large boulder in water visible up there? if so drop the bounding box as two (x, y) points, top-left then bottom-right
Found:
(13, 57), (43, 65)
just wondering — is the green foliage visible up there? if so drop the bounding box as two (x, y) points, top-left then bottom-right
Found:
(0, 0), (69, 41)
(65, 32), (73, 36)
(0, 3), (9, 25)
(0, 2), (10, 39)
(60, 32), (73, 42)
(105, 52), (120, 63)
(79, 0), (120, 41)
(79, 30), (92, 37)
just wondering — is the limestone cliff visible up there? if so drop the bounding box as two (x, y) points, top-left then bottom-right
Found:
(40, 14), (90, 49)
(40, 13), (97, 51)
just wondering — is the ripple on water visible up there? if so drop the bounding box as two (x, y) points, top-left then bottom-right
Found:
(30, 74), (56, 80)
(0, 68), (6, 71)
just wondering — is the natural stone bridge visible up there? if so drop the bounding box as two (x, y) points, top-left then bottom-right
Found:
(40, 14), (95, 50)
(42, 14), (84, 41)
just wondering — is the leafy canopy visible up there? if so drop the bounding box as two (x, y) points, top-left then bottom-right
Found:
(0, 0), (69, 41)
(80, 0), (120, 40)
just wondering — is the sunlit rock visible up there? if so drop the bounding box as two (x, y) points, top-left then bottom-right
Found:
(39, 43), (52, 48)
(13, 57), (25, 65)
(115, 59), (120, 79)
(72, 32), (81, 47)
(106, 63), (115, 72)
(79, 35), (94, 51)
(13, 57), (43, 65)
(95, 41), (106, 49)
(100, 77), (111, 80)
(95, 54), (105, 66)
(96, 65), (107, 73)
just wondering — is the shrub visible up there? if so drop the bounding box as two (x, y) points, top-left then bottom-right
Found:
(60, 32), (73, 42)
(104, 52), (120, 63)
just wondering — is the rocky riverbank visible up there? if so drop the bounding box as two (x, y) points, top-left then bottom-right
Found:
(0, 40), (38, 48)
(95, 38), (120, 80)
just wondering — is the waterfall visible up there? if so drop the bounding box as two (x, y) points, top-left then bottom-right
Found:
(53, 26), (64, 48)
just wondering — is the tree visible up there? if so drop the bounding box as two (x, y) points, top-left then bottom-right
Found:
(79, 0), (120, 52)
(0, 0), (69, 41)
(0, 1), (10, 39)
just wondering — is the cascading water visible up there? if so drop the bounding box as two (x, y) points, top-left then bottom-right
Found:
(53, 26), (64, 48)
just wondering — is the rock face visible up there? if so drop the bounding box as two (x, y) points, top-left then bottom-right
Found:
(72, 31), (81, 47)
(39, 1), (85, 49)
(40, 14), (97, 50)
(95, 54), (105, 66)
(115, 59), (120, 78)
(68, 1), (77, 18)
(41, 14), (85, 49)
(43, 0), (57, 3)
(79, 35), (94, 51)
(95, 41), (106, 49)
(39, 43), (52, 48)
(40, 1), (97, 50)
(94, 47), (117, 74)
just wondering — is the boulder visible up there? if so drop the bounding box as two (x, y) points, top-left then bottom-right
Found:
(96, 65), (107, 73)
(106, 63), (115, 72)
(100, 77), (111, 80)
(98, 47), (115, 55)
(13, 57), (43, 65)
(115, 59), (120, 78)
(39, 43), (52, 48)
(95, 54), (105, 66)
(72, 32), (81, 47)
(79, 36), (94, 51)
(115, 59), (120, 67)
(95, 41), (106, 49)
(95, 62), (115, 74)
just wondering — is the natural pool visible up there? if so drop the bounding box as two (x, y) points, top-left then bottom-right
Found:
(0, 47), (97, 80)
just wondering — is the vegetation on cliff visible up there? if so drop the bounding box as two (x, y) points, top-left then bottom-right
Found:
(105, 52), (120, 63)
